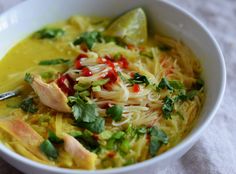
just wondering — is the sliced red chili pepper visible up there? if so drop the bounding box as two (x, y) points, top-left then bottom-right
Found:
(97, 57), (105, 64)
(127, 44), (135, 50)
(81, 67), (93, 77)
(118, 57), (129, 69)
(133, 84), (140, 93)
(56, 75), (74, 95)
(75, 54), (88, 69)
(106, 69), (117, 83)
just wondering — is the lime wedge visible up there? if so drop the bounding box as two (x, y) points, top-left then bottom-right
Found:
(105, 8), (148, 45)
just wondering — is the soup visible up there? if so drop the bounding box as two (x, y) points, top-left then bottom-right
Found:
(0, 8), (204, 169)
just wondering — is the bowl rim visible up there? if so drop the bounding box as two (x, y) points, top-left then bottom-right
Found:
(0, 0), (226, 173)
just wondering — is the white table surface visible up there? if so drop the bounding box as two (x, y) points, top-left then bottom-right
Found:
(0, 0), (236, 174)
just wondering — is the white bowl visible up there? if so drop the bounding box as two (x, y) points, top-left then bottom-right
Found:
(0, 0), (226, 174)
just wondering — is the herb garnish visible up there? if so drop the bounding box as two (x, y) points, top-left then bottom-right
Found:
(162, 96), (174, 119)
(24, 73), (33, 84)
(20, 97), (38, 113)
(149, 126), (168, 157)
(35, 28), (64, 39)
(38, 58), (70, 66)
(129, 73), (149, 86)
(106, 105), (123, 121)
(73, 31), (102, 49)
(69, 96), (105, 133)
(48, 131), (63, 144)
(40, 140), (58, 160)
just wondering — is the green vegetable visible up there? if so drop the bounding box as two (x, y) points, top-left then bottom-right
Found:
(118, 71), (128, 83)
(112, 131), (125, 139)
(35, 28), (64, 39)
(120, 139), (130, 153)
(106, 105), (123, 121)
(157, 43), (172, 51)
(92, 86), (101, 92)
(99, 130), (112, 140)
(149, 126), (168, 157)
(38, 58), (70, 66)
(69, 131), (83, 138)
(169, 80), (185, 90)
(79, 90), (90, 97)
(129, 73), (149, 86)
(24, 73), (33, 84)
(157, 78), (173, 90)
(72, 102), (97, 123)
(136, 127), (147, 135)
(74, 83), (91, 92)
(162, 96), (174, 119)
(34, 28), (65, 39)
(92, 79), (109, 86)
(73, 31), (102, 49)
(79, 117), (105, 133)
(40, 140), (58, 160)
(20, 97), (38, 113)
(40, 71), (54, 79)
(176, 90), (198, 101)
(48, 131), (63, 144)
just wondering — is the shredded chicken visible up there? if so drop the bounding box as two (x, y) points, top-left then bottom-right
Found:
(31, 75), (71, 113)
(0, 118), (47, 161)
(63, 134), (97, 170)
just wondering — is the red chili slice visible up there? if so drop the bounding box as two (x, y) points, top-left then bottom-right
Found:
(75, 54), (88, 69)
(81, 67), (93, 77)
(118, 57), (129, 69)
(133, 84), (140, 93)
(56, 75), (74, 95)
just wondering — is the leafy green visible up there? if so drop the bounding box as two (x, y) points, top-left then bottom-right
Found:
(24, 73), (33, 84)
(136, 127), (147, 135)
(176, 90), (198, 101)
(129, 73), (149, 86)
(149, 126), (168, 157)
(38, 58), (70, 66)
(73, 31), (102, 49)
(118, 71), (128, 83)
(106, 105), (123, 121)
(35, 28), (64, 39)
(169, 80), (185, 90)
(48, 131), (63, 144)
(72, 102), (97, 123)
(162, 96), (174, 119)
(112, 131), (125, 139)
(20, 97), (38, 113)
(40, 140), (58, 160)
(79, 117), (105, 133)
(157, 77), (173, 90)
(120, 139), (130, 153)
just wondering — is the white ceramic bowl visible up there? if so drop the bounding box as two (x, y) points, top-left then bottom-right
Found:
(0, 0), (226, 174)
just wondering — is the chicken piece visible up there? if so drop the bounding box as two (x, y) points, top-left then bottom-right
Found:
(0, 117), (48, 161)
(31, 75), (71, 113)
(63, 134), (97, 170)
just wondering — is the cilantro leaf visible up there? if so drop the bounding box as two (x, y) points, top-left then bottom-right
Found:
(40, 140), (58, 160)
(24, 73), (33, 84)
(193, 79), (204, 90)
(162, 96), (174, 119)
(149, 126), (168, 157)
(20, 97), (38, 113)
(38, 58), (70, 66)
(169, 80), (185, 90)
(157, 78), (173, 90)
(73, 31), (102, 49)
(35, 28), (64, 39)
(78, 117), (105, 133)
(106, 105), (123, 121)
(48, 131), (63, 144)
(129, 73), (149, 86)
(176, 90), (198, 101)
